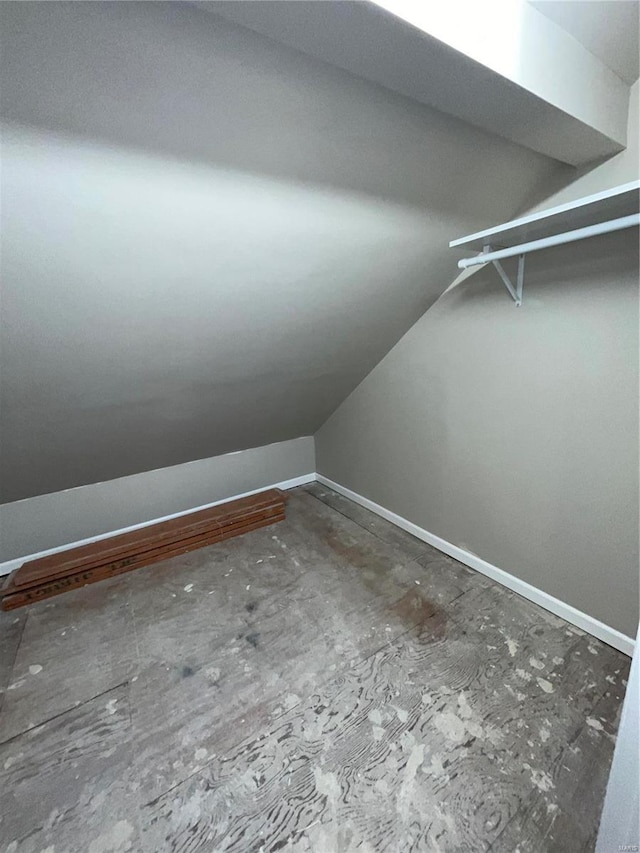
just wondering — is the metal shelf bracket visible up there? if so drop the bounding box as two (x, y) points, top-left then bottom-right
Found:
(452, 184), (640, 308)
(483, 245), (525, 306)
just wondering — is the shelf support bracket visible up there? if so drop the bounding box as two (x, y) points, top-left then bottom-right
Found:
(483, 245), (525, 306)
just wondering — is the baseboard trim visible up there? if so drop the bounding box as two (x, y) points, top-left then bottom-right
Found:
(316, 474), (635, 657)
(0, 473), (316, 578)
(3, 467), (634, 657)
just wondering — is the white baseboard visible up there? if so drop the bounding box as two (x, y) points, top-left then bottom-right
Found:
(3, 465), (633, 658)
(316, 474), (635, 657)
(0, 473), (315, 578)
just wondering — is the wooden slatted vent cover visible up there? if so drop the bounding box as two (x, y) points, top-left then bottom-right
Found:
(1, 488), (287, 610)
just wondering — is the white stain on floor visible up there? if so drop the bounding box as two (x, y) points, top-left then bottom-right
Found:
(505, 639), (519, 657)
(523, 763), (555, 792)
(88, 819), (135, 853)
(531, 769), (555, 792)
(284, 693), (300, 710)
(434, 711), (467, 743)
(422, 752), (447, 779)
(4, 753), (23, 770)
(432, 692), (503, 748)
(398, 742), (425, 819)
(505, 685), (526, 702)
(368, 708), (383, 726)
(313, 767), (341, 808)
(394, 707), (408, 723)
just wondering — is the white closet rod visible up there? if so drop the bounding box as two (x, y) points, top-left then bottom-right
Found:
(458, 213), (640, 269)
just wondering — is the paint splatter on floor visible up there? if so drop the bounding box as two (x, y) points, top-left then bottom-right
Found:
(0, 485), (629, 852)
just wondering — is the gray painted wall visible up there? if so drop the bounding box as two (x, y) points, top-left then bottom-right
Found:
(0, 1), (564, 502)
(526, 80), (639, 214)
(316, 228), (639, 638)
(0, 436), (314, 563)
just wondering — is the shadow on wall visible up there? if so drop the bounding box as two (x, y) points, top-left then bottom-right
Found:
(511, 150), (623, 218)
(0, 119), (463, 501)
(0, 1), (573, 503)
(0, 1), (568, 216)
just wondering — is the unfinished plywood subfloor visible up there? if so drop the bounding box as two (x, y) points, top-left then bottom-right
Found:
(0, 484), (629, 852)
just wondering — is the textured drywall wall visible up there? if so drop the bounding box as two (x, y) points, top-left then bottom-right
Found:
(0, 437), (314, 564)
(527, 79), (639, 213)
(316, 228), (639, 638)
(530, 0), (640, 86)
(0, 1), (564, 502)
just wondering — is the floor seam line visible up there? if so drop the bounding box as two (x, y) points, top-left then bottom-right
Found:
(301, 487), (430, 557)
(0, 679), (130, 747)
(1, 610), (28, 711)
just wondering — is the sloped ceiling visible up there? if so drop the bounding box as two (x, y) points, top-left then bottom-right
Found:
(530, 0), (640, 85)
(0, 1), (567, 502)
(206, 0), (630, 166)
